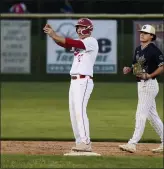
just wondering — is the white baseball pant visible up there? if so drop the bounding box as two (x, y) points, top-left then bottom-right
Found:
(128, 79), (163, 144)
(69, 75), (94, 144)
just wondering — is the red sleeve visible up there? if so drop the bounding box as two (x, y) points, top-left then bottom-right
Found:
(56, 42), (69, 48)
(65, 38), (86, 49)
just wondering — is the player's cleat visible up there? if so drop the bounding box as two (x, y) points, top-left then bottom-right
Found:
(71, 142), (81, 151)
(119, 143), (136, 153)
(71, 142), (92, 152)
(152, 143), (163, 153)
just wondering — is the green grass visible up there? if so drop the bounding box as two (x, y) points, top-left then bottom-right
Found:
(1, 154), (163, 168)
(1, 82), (163, 141)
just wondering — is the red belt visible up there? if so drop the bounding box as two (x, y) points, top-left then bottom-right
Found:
(71, 75), (93, 80)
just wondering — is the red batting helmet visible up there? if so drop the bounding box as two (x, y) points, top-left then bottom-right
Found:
(75, 18), (93, 35)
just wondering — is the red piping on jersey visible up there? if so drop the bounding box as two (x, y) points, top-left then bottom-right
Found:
(65, 38), (86, 49)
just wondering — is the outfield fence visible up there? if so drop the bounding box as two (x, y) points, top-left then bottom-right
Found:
(1, 13), (164, 82)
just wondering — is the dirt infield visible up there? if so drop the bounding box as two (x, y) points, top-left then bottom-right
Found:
(1, 141), (163, 157)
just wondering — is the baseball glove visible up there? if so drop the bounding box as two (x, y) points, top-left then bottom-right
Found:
(133, 62), (143, 75)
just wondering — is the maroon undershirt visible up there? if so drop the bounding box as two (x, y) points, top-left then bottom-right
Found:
(56, 38), (86, 50)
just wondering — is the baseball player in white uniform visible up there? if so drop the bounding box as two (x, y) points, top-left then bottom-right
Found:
(43, 18), (99, 152)
(119, 25), (164, 153)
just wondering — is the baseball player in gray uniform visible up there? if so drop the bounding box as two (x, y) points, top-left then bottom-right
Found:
(119, 25), (164, 153)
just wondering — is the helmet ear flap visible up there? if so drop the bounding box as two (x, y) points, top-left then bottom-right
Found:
(81, 27), (91, 35)
(75, 24), (92, 36)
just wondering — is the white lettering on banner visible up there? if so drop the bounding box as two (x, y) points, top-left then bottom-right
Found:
(46, 19), (117, 74)
(1, 20), (31, 73)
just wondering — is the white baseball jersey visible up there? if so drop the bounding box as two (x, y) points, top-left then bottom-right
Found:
(70, 37), (99, 77)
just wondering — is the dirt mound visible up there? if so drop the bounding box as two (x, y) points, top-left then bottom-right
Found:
(1, 141), (163, 157)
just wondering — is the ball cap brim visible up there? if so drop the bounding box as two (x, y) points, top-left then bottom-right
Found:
(138, 24), (156, 35)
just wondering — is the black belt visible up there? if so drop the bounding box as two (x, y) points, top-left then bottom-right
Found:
(137, 77), (156, 82)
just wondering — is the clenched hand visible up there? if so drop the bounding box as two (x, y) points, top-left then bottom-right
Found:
(43, 24), (56, 38)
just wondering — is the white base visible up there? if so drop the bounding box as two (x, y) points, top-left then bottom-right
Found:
(64, 151), (101, 156)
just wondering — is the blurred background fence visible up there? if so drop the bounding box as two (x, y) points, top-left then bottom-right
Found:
(1, 0), (164, 82)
